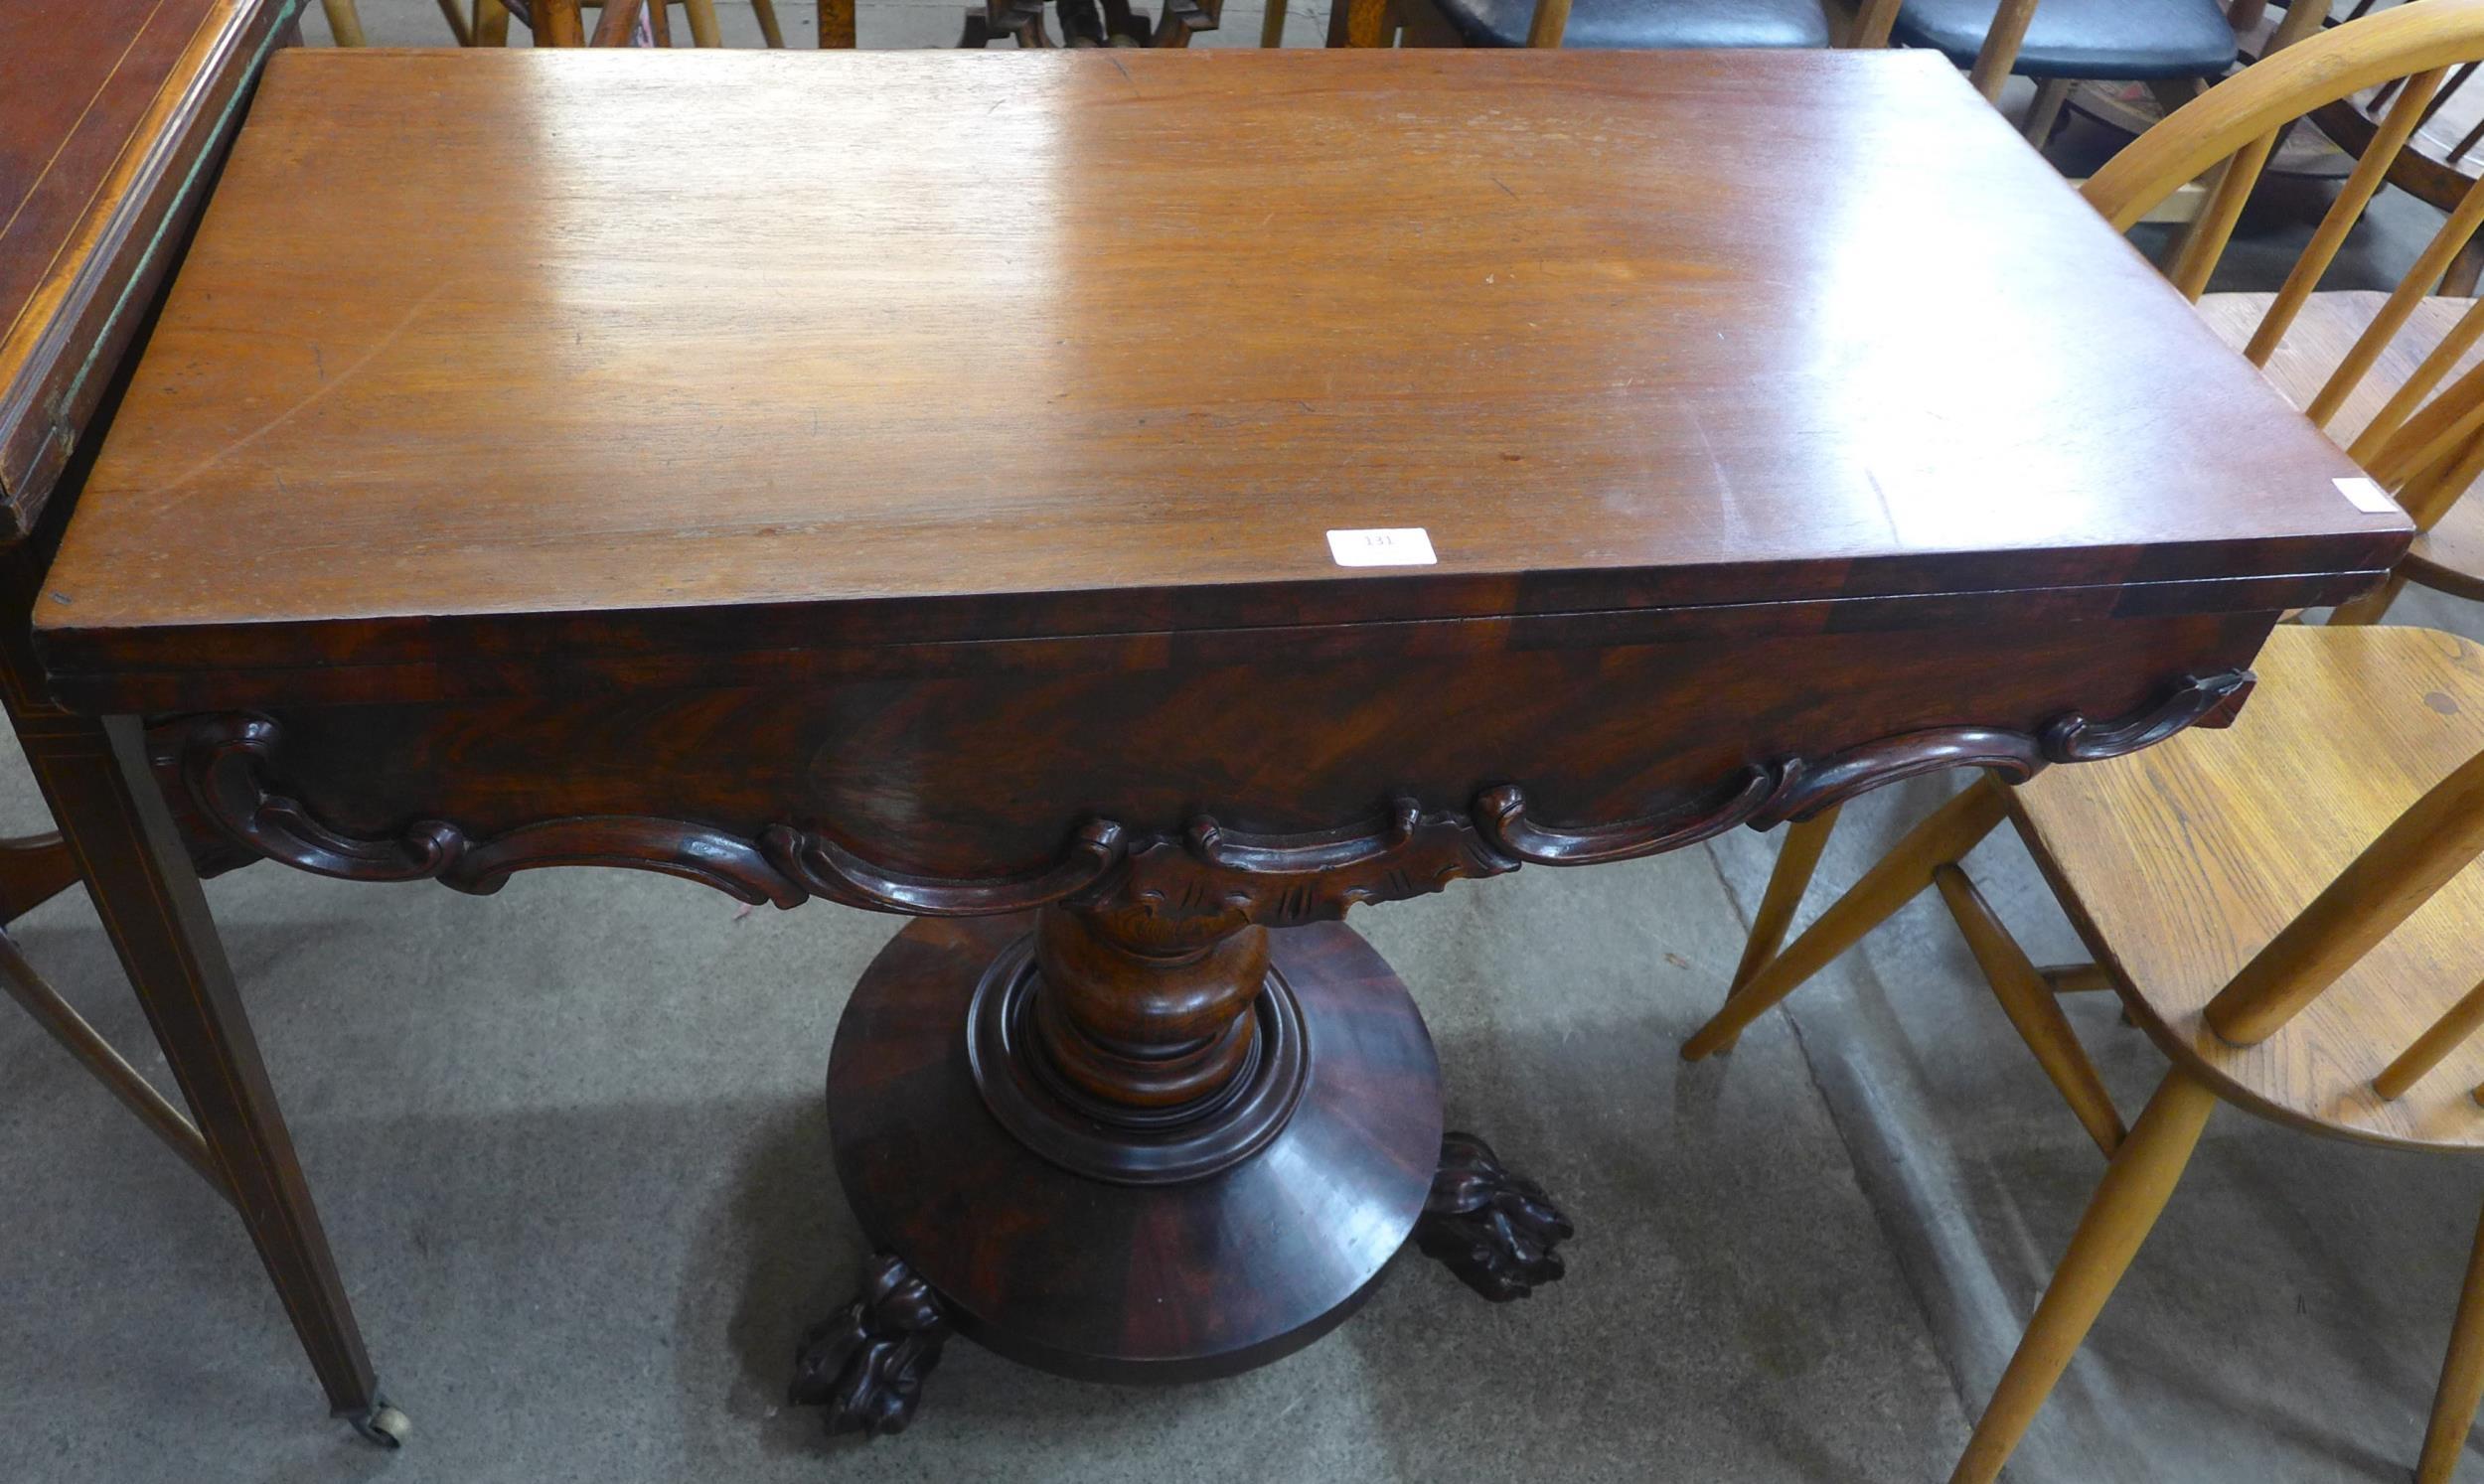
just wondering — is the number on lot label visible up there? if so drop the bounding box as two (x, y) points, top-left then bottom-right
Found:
(1325, 527), (1438, 567)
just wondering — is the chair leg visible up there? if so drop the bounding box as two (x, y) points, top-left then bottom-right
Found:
(751, 0), (787, 44)
(2022, 76), (2072, 145)
(681, 0), (724, 44)
(818, 0), (856, 45)
(1522, 0), (1570, 45)
(534, 0), (587, 45)
(476, 0), (512, 45)
(2041, 963), (2114, 993)
(2331, 573), (2406, 626)
(321, 0), (371, 44)
(2419, 1201), (2484, 1484)
(1323, 0), (1390, 45)
(1683, 779), (2006, 1060)
(432, 0), (476, 42)
(1951, 1068), (2219, 1484)
(1934, 864), (2126, 1156)
(30, 714), (382, 1423)
(1964, 0), (2038, 100)
(1259, 0), (1285, 44)
(1843, 0), (1901, 47)
(1711, 803), (1843, 1053)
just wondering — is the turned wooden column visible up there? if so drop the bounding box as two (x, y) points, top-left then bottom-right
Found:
(1029, 906), (1268, 1115)
(969, 897), (1313, 1188)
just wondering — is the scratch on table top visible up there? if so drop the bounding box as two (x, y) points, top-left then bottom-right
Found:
(1862, 465), (1904, 544)
(137, 282), (448, 504)
(1683, 400), (1732, 500)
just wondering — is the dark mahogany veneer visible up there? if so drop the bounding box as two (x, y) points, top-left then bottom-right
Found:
(32, 47), (2406, 1434)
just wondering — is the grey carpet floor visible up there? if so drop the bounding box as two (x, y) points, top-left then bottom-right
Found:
(8, 14), (2484, 1479)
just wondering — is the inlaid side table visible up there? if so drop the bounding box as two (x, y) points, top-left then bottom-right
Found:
(0, 0), (414, 1439)
(30, 47), (2406, 1437)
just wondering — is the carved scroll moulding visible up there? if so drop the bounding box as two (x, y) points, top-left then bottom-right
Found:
(149, 668), (2251, 922)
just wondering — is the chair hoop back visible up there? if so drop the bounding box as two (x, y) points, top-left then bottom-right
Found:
(2085, 0), (2484, 230)
(2081, 0), (2484, 505)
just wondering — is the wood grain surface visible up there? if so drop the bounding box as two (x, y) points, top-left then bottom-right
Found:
(34, 48), (2405, 710)
(2014, 623), (2484, 1148)
(0, 0), (298, 539)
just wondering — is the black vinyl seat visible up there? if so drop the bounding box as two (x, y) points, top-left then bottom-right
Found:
(1893, 0), (2236, 77)
(1432, 0), (1830, 50)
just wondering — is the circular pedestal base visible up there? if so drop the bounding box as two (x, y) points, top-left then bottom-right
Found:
(826, 913), (1444, 1385)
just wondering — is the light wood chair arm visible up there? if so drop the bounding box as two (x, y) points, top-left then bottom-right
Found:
(2087, 0), (2484, 230)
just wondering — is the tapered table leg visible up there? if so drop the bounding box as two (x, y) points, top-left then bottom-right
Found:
(21, 711), (389, 1435)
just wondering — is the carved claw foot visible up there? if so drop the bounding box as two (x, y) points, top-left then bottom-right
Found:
(788, 1253), (952, 1438)
(1412, 1131), (1574, 1302)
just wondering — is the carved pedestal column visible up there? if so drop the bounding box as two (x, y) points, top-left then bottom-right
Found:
(797, 797), (1592, 1434)
(971, 906), (1308, 1187)
(810, 896), (1446, 1408)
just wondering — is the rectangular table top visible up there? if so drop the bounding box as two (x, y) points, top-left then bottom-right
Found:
(36, 47), (2406, 710)
(0, 0), (296, 537)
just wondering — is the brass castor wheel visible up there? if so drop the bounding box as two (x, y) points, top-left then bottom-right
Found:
(348, 1398), (411, 1449)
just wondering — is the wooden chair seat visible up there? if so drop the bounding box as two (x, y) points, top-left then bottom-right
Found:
(2199, 291), (2484, 606)
(1892, 0), (2235, 78)
(2013, 623), (2484, 1147)
(1426, 0), (1827, 49)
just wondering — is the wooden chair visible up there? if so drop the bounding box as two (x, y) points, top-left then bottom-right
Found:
(1679, 15), (2484, 1478)
(2062, 0), (2484, 625)
(1373, 0), (1833, 55)
(2292, 0), (2484, 294)
(1331, 0), (2233, 144)
(323, 0), (784, 48)
(489, 0), (790, 46)
(1689, 623), (2484, 1483)
(1845, 0), (2242, 143)
(320, 0), (470, 43)
(1708, 0), (2484, 1060)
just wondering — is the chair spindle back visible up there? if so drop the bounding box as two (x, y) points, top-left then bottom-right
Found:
(2084, 0), (2484, 517)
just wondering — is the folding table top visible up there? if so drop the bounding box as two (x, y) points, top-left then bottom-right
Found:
(35, 48), (2406, 709)
(0, 0), (295, 533)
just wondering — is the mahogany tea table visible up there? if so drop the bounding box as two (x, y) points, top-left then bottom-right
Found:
(30, 46), (2409, 1439)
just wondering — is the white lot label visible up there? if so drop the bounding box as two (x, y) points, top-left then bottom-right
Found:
(1326, 527), (1438, 567)
(2334, 476), (2405, 516)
